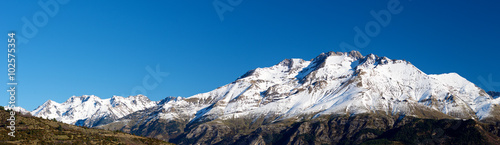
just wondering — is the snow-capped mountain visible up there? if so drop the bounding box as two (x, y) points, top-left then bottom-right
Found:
(4, 106), (31, 115)
(32, 51), (500, 128)
(31, 95), (157, 127)
(139, 51), (498, 124)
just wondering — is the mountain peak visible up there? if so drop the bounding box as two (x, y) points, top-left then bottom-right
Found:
(64, 95), (101, 104)
(42, 100), (60, 107)
(277, 58), (305, 68)
(128, 94), (149, 100)
(276, 58), (308, 73)
(348, 50), (363, 59)
(314, 50), (363, 60)
(46, 99), (55, 104)
(3, 106), (31, 115)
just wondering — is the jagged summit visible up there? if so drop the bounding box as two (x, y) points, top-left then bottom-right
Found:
(149, 51), (498, 122)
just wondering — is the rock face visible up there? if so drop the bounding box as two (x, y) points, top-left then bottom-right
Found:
(167, 114), (498, 145)
(32, 51), (500, 144)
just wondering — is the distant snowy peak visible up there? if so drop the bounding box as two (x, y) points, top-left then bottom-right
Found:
(31, 95), (157, 127)
(4, 106), (31, 115)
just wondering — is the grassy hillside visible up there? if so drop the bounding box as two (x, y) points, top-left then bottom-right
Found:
(0, 107), (174, 145)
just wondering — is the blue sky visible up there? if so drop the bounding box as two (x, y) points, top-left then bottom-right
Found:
(1, 0), (499, 111)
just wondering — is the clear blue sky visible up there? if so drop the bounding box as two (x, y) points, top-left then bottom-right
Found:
(1, 0), (499, 111)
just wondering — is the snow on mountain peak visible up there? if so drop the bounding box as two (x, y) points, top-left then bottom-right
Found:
(45, 100), (59, 106)
(429, 73), (471, 88)
(3, 106), (31, 115)
(32, 51), (500, 127)
(31, 95), (157, 127)
(150, 51), (499, 122)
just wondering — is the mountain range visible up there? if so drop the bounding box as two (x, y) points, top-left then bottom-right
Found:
(19, 51), (500, 144)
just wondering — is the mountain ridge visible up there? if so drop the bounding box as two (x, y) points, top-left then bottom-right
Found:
(30, 94), (157, 127)
(24, 51), (500, 144)
(30, 51), (500, 127)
